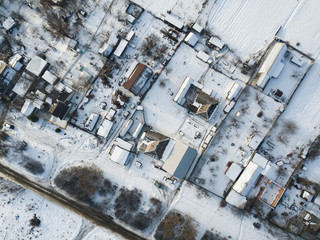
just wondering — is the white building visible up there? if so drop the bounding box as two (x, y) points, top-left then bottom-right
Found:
(184, 32), (198, 47)
(26, 56), (48, 77)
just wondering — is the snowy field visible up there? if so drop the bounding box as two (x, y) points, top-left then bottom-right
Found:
(198, 0), (300, 60)
(0, 177), (83, 240)
(279, 0), (320, 58)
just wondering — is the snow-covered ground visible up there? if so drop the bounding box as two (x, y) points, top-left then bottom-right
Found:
(198, 0), (300, 60)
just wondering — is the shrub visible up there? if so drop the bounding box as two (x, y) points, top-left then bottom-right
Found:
(29, 214), (41, 227)
(54, 166), (104, 204)
(55, 128), (61, 133)
(282, 120), (297, 135)
(23, 157), (44, 175)
(0, 131), (9, 141)
(27, 114), (39, 122)
(154, 211), (197, 240)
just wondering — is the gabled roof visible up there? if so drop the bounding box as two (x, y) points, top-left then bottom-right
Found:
(162, 141), (197, 179)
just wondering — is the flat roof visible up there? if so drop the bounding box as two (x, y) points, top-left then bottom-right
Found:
(97, 119), (113, 138)
(225, 162), (243, 181)
(42, 70), (58, 85)
(162, 141), (197, 179)
(165, 14), (184, 30)
(114, 39), (128, 57)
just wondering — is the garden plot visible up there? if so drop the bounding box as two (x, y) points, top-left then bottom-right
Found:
(197, 0), (299, 60)
(164, 182), (291, 240)
(279, 0), (320, 58)
(0, 177), (83, 240)
(258, 60), (320, 186)
(132, 0), (206, 26)
(141, 43), (208, 137)
(191, 86), (283, 197)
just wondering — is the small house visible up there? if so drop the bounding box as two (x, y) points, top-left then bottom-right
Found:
(164, 14), (184, 31)
(114, 39), (129, 57)
(184, 32), (198, 47)
(84, 113), (99, 131)
(208, 36), (224, 50)
(2, 17), (16, 32)
(25, 56), (48, 77)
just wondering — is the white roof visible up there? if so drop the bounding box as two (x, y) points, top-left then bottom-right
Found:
(192, 23), (203, 33)
(132, 122), (144, 138)
(224, 100), (235, 113)
(165, 14), (184, 30)
(106, 108), (116, 121)
(42, 70), (58, 85)
(110, 146), (130, 165)
(8, 54), (22, 68)
(120, 119), (133, 137)
(2, 17), (16, 31)
(114, 39), (128, 57)
(114, 137), (133, 151)
(125, 30), (135, 41)
(174, 77), (202, 104)
(247, 134), (264, 150)
(226, 189), (247, 209)
(26, 56), (48, 77)
(259, 42), (287, 75)
(291, 56), (303, 67)
(12, 77), (33, 97)
(233, 161), (262, 195)
(227, 83), (242, 101)
(124, 60), (138, 79)
(85, 113), (99, 131)
(185, 32), (198, 47)
(314, 195), (320, 206)
(209, 36), (224, 49)
(261, 162), (279, 181)
(256, 72), (270, 88)
(225, 162), (243, 181)
(21, 99), (35, 116)
(97, 119), (113, 138)
(196, 51), (210, 62)
(251, 153), (268, 168)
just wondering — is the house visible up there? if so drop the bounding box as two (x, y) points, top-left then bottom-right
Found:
(184, 32), (198, 47)
(197, 51), (211, 63)
(84, 113), (99, 131)
(21, 99), (35, 116)
(97, 119), (113, 138)
(165, 14), (184, 30)
(0, 60), (18, 91)
(49, 101), (72, 120)
(192, 23), (203, 34)
(226, 153), (286, 209)
(8, 54), (23, 71)
(123, 61), (152, 95)
(114, 39), (128, 57)
(2, 17), (17, 32)
(109, 137), (133, 165)
(138, 130), (171, 160)
(174, 77), (219, 120)
(12, 73), (34, 97)
(255, 42), (287, 89)
(25, 56), (48, 77)
(162, 141), (197, 179)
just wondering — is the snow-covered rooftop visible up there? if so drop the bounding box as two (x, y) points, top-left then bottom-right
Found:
(25, 56), (48, 77)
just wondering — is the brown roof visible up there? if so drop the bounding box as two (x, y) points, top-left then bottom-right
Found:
(123, 63), (145, 90)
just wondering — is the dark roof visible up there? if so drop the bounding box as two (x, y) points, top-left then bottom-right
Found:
(172, 147), (197, 179)
(49, 102), (71, 120)
(123, 63), (145, 90)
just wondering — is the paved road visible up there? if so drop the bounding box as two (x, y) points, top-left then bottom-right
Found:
(0, 163), (145, 240)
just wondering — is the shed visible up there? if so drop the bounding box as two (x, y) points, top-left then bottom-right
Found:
(192, 23), (203, 34)
(125, 30), (135, 41)
(226, 189), (248, 209)
(165, 14), (184, 30)
(197, 51), (210, 63)
(98, 43), (114, 57)
(225, 162), (243, 181)
(114, 39), (128, 57)
(25, 56), (48, 77)
(12, 76), (33, 97)
(227, 83), (242, 101)
(162, 141), (197, 179)
(184, 32), (198, 47)
(209, 37), (224, 50)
